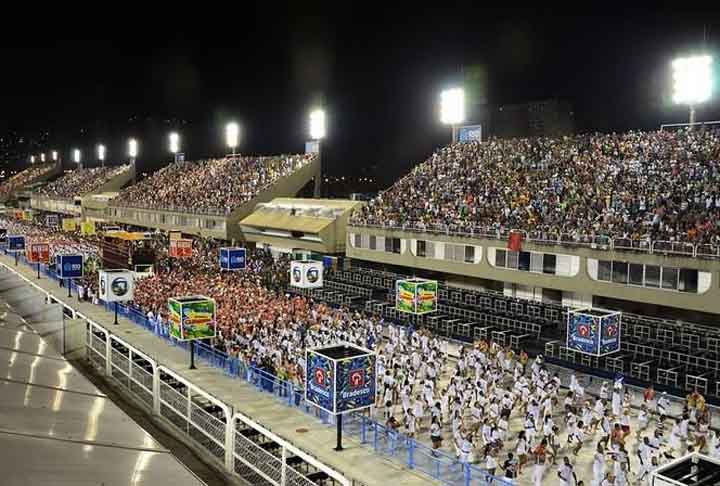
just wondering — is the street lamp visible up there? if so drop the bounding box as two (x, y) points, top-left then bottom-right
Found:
(169, 132), (180, 162)
(40, 153), (45, 163)
(440, 87), (465, 143)
(128, 138), (138, 164)
(672, 55), (713, 126)
(30, 155), (35, 164)
(73, 149), (81, 168)
(51, 151), (58, 162)
(226, 122), (240, 157)
(97, 144), (106, 166)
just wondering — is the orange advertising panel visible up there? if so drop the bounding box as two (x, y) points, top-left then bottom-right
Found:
(26, 242), (50, 264)
(169, 238), (193, 258)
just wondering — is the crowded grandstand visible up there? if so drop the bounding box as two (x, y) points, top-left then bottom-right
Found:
(111, 154), (316, 214)
(0, 163), (55, 201)
(351, 129), (720, 246)
(35, 165), (131, 198)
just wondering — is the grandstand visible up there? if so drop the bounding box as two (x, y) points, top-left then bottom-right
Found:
(0, 162), (60, 202)
(107, 154), (320, 240)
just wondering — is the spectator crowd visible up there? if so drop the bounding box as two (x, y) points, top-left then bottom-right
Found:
(351, 128), (720, 246)
(0, 164), (54, 201)
(112, 154), (315, 215)
(37, 165), (131, 199)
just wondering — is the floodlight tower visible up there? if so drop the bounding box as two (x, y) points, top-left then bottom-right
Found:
(30, 155), (35, 165)
(440, 87), (465, 143)
(73, 148), (81, 168)
(97, 144), (106, 167)
(128, 138), (138, 164)
(226, 122), (240, 157)
(308, 108), (326, 198)
(672, 55), (713, 127)
(40, 153), (45, 163)
(169, 132), (180, 163)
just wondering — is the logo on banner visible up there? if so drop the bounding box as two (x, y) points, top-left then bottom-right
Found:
(111, 277), (129, 297)
(306, 267), (319, 283)
(349, 369), (365, 389)
(578, 324), (591, 337)
(606, 324), (618, 336)
(292, 267), (302, 283)
(314, 368), (326, 387)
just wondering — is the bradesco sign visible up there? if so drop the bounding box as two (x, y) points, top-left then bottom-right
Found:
(57, 254), (83, 279)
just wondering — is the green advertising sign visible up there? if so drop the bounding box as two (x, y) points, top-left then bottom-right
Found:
(168, 296), (217, 341)
(417, 281), (438, 314)
(396, 281), (416, 313)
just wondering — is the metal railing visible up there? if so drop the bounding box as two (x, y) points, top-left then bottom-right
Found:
(348, 222), (720, 259)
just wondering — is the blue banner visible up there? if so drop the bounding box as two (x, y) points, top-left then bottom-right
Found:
(600, 313), (621, 355)
(458, 124), (482, 143)
(8, 235), (25, 252)
(567, 313), (599, 354)
(336, 354), (377, 414)
(219, 247), (246, 271)
(0, 228), (6, 245)
(57, 254), (83, 279)
(305, 351), (335, 413)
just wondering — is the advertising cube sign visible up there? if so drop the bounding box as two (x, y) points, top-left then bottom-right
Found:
(57, 254), (83, 279)
(219, 247), (246, 271)
(8, 235), (25, 252)
(305, 343), (376, 415)
(396, 278), (438, 314)
(290, 260), (323, 288)
(27, 242), (50, 264)
(168, 296), (217, 341)
(169, 238), (193, 258)
(99, 269), (135, 303)
(566, 307), (622, 356)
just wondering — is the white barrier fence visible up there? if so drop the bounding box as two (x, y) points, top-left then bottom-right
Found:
(0, 262), (350, 486)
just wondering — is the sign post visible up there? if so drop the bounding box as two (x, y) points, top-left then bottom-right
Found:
(305, 343), (376, 451)
(99, 270), (135, 325)
(168, 296), (217, 370)
(219, 247), (246, 271)
(8, 235), (26, 267)
(57, 254), (83, 297)
(27, 242), (50, 279)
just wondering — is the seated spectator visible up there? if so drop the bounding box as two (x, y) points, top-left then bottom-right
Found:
(37, 165), (131, 198)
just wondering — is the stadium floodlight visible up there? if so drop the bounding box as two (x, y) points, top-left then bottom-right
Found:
(40, 153), (46, 163)
(97, 144), (106, 165)
(169, 132), (180, 155)
(128, 138), (138, 160)
(30, 155), (35, 164)
(672, 55), (713, 126)
(440, 87), (465, 142)
(226, 122), (240, 155)
(73, 148), (81, 165)
(309, 109), (326, 140)
(51, 151), (58, 162)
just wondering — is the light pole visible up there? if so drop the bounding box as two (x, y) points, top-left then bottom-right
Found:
(169, 132), (180, 163)
(51, 151), (58, 163)
(309, 109), (326, 198)
(440, 87), (465, 143)
(73, 149), (81, 169)
(672, 55), (713, 128)
(40, 153), (46, 163)
(97, 144), (106, 167)
(128, 138), (138, 165)
(30, 155), (35, 165)
(226, 122), (239, 157)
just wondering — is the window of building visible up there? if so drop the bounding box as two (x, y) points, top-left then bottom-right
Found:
(495, 249), (507, 268)
(417, 240), (426, 257)
(354, 234), (361, 248)
(662, 267), (678, 290)
(645, 265), (660, 288)
(464, 246), (475, 263)
(612, 261), (629, 285)
(543, 254), (557, 275)
(369, 235), (377, 250)
(679, 268), (698, 293)
(598, 260), (612, 282)
(629, 263), (644, 286)
(518, 251), (531, 271)
(507, 251), (519, 270)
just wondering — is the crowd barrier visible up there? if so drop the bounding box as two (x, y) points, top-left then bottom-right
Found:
(348, 222), (720, 260)
(8, 255), (514, 486)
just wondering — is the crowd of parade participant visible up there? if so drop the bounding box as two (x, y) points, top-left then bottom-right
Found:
(352, 128), (720, 246)
(36, 165), (131, 198)
(0, 217), (101, 259)
(112, 154), (315, 215)
(0, 163), (55, 201)
(1, 216), (717, 484)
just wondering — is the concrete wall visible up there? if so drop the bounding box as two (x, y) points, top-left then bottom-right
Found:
(347, 226), (720, 316)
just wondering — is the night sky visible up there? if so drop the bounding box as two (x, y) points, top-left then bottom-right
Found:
(1, 7), (719, 187)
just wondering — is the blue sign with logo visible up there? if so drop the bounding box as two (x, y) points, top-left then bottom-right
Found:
(0, 228), (6, 246)
(219, 247), (246, 271)
(7, 235), (25, 252)
(458, 124), (483, 143)
(336, 354), (377, 414)
(305, 351), (335, 414)
(57, 254), (83, 279)
(566, 313), (599, 355)
(600, 313), (621, 355)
